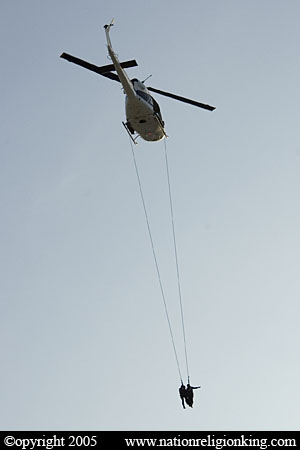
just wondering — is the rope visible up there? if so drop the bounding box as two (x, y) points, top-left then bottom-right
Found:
(129, 138), (183, 383)
(163, 138), (190, 382)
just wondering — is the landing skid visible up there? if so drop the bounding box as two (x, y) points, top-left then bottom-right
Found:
(122, 121), (139, 144)
(154, 113), (168, 139)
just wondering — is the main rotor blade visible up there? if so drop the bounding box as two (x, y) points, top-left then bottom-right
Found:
(100, 72), (120, 82)
(147, 86), (215, 111)
(60, 52), (137, 78)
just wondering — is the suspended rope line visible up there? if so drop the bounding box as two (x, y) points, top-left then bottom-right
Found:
(128, 138), (183, 383)
(163, 138), (190, 382)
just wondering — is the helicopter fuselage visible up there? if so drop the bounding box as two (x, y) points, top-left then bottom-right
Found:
(125, 79), (165, 142)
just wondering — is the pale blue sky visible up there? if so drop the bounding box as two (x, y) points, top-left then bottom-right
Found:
(1, 0), (300, 430)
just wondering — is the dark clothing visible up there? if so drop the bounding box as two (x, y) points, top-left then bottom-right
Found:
(179, 384), (187, 409)
(185, 384), (201, 408)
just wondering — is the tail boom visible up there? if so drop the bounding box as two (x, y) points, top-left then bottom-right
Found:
(104, 21), (136, 99)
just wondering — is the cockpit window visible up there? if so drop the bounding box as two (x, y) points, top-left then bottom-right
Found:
(152, 97), (161, 116)
(136, 90), (152, 104)
(136, 90), (163, 121)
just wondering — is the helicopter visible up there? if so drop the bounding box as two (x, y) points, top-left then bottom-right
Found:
(60, 20), (215, 143)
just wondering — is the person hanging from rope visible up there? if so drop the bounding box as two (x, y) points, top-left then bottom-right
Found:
(179, 383), (187, 409)
(185, 383), (201, 408)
